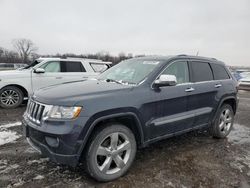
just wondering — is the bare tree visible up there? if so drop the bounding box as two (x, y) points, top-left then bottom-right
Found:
(12, 38), (38, 63)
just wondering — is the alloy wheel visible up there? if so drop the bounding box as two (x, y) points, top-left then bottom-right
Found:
(0, 89), (20, 107)
(218, 108), (233, 135)
(95, 132), (131, 175)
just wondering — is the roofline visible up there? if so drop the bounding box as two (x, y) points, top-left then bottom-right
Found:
(130, 55), (224, 65)
(37, 57), (112, 64)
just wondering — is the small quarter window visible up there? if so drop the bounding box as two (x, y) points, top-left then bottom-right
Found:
(90, 63), (109, 73)
(211, 64), (230, 80)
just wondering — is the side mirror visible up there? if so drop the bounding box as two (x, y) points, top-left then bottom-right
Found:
(154, 74), (177, 87)
(34, 68), (45, 74)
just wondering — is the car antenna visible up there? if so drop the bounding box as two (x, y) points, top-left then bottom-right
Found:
(196, 50), (199, 56)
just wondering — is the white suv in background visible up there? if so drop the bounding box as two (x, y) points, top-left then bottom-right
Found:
(0, 57), (112, 108)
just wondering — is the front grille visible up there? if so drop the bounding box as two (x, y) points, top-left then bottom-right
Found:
(26, 100), (46, 124)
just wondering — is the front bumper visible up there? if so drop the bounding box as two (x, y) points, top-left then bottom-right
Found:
(22, 115), (89, 167)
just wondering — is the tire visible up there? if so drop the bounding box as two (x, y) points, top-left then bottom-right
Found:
(0, 86), (24, 109)
(210, 104), (234, 138)
(85, 123), (137, 182)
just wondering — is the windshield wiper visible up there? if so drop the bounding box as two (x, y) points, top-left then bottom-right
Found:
(120, 80), (137, 85)
(106, 79), (122, 84)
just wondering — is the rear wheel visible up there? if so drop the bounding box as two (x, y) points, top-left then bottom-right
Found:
(210, 104), (234, 138)
(0, 86), (23, 109)
(85, 123), (137, 182)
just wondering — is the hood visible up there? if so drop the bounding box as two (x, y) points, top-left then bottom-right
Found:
(34, 80), (134, 105)
(0, 69), (31, 78)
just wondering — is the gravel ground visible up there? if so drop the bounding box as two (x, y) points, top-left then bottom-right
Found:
(0, 90), (250, 188)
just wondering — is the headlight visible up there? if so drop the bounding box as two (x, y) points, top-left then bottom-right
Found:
(48, 106), (82, 119)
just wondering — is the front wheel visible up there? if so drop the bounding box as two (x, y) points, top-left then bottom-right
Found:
(210, 104), (234, 138)
(0, 86), (24, 109)
(85, 124), (137, 182)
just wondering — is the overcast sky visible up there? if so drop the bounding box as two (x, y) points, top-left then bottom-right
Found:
(0, 0), (250, 66)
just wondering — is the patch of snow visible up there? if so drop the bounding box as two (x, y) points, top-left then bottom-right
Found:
(0, 122), (22, 146)
(24, 147), (37, 153)
(0, 160), (7, 170)
(0, 122), (22, 130)
(27, 158), (49, 165)
(228, 124), (250, 145)
(0, 164), (19, 174)
(0, 159), (8, 165)
(11, 179), (25, 187)
(0, 130), (21, 146)
(33, 175), (45, 180)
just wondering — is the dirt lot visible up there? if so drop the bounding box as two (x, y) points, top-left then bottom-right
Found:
(0, 91), (250, 188)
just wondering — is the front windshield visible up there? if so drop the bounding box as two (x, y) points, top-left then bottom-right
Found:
(98, 59), (163, 84)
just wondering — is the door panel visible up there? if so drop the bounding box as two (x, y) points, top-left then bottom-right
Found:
(188, 61), (223, 127)
(143, 60), (194, 139)
(31, 61), (64, 92)
(187, 81), (219, 126)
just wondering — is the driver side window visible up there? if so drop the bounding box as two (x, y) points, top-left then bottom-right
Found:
(40, 61), (61, 72)
(161, 61), (189, 84)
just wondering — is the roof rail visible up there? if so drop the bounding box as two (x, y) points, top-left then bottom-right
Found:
(65, 57), (103, 61)
(177, 54), (187, 56)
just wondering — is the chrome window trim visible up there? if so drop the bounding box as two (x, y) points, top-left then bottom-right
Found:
(189, 59), (232, 82)
(151, 59), (233, 89)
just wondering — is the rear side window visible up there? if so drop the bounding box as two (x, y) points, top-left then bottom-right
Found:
(61, 61), (86, 72)
(191, 62), (213, 82)
(211, 64), (230, 80)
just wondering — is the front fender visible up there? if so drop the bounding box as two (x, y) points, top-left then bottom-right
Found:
(76, 108), (145, 156)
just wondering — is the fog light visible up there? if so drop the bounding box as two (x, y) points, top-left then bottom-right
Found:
(45, 136), (59, 148)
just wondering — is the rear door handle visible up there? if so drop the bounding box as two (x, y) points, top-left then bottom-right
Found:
(56, 77), (62, 79)
(215, 84), (222, 88)
(185, 87), (195, 92)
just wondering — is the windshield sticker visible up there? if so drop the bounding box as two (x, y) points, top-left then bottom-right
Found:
(142, 61), (159, 65)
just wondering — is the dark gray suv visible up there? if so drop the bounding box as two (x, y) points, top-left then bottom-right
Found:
(23, 55), (238, 181)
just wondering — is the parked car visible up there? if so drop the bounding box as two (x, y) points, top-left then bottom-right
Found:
(0, 57), (111, 108)
(23, 55), (238, 182)
(239, 72), (250, 90)
(0, 63), (28, 71)
(231, 71), (243, 81)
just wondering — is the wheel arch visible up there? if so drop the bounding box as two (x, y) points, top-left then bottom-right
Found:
(77, 111), (145, 160)
(0, 84), (29, 99)
(212, 96), (238, 123)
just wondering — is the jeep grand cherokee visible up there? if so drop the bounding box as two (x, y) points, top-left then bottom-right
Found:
(23, 55), (238, 182)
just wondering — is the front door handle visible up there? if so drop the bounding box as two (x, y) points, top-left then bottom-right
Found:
(214, 84), (222, 88)
(215, 84), (222, 88)
(56, 77), (62, 79)
(185, 87), (195, 92)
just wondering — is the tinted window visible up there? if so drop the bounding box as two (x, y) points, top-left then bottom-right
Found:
(211, 64), (230, 80)
(41, 61), (61, 72)
(162, 61), (189, 84)
(61, 61), (86, 72)
(191, 62), (213, 82)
